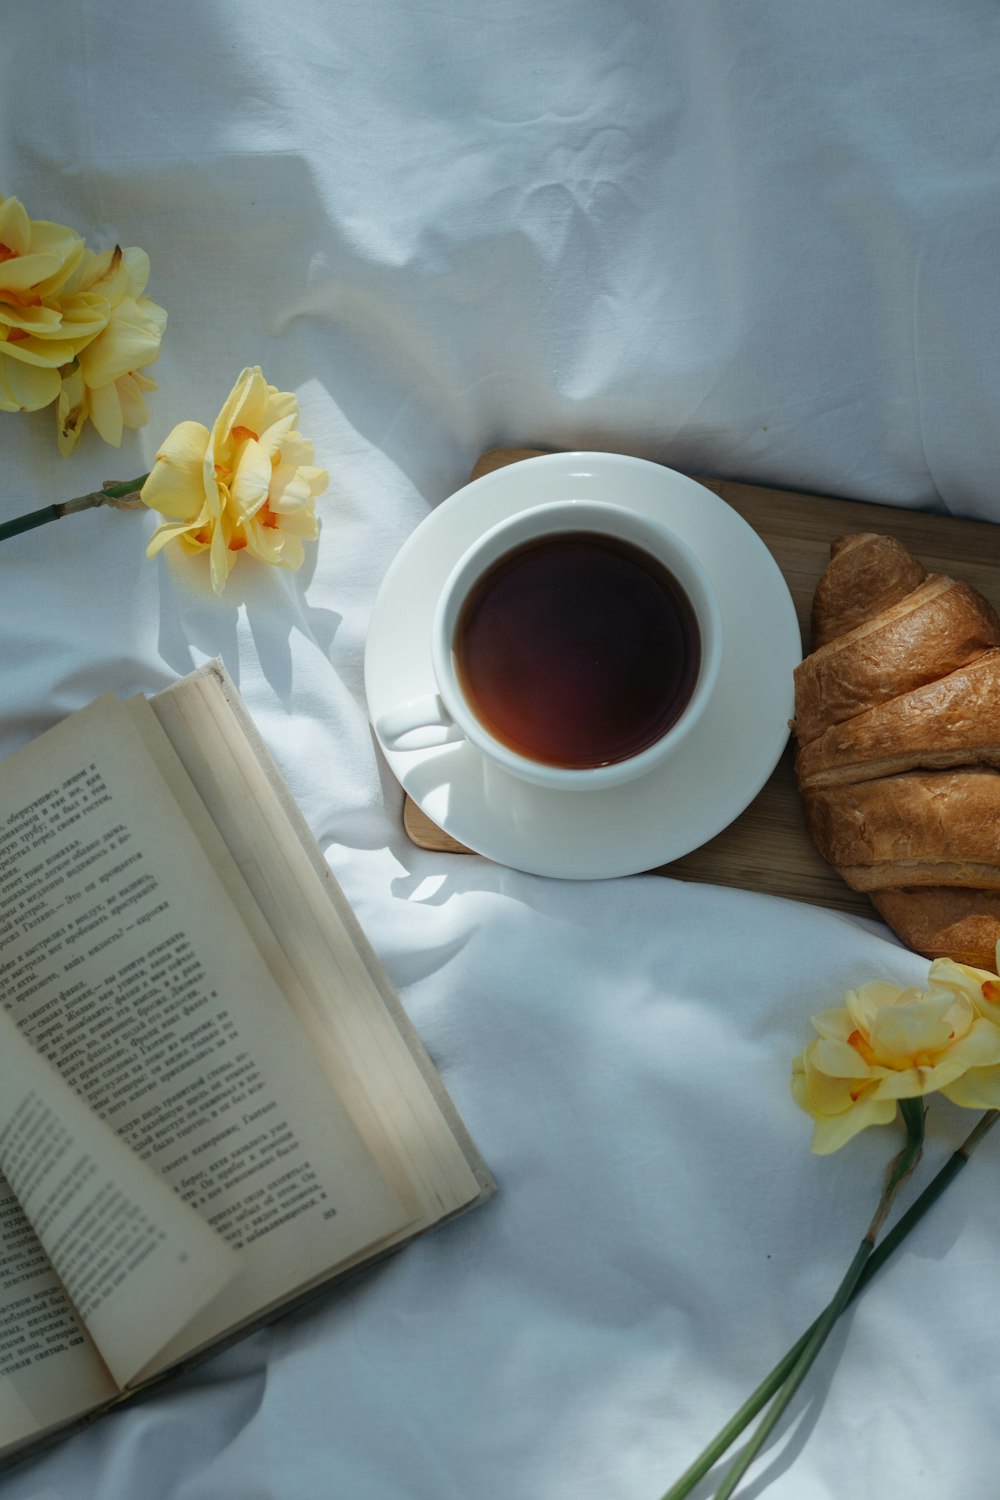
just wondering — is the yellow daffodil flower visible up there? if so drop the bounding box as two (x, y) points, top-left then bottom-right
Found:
(56, 245), (166, 453)
(0, 194), (105, 413)
(792, 955), (1000, 1153)
(141, 366), (328, 593)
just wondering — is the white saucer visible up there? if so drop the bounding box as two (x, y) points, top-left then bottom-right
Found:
(365, 452), (802, 879)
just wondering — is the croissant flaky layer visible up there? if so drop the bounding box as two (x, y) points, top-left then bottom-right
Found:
(871, 888), (1000, 967)
(809, 532), (928, 648)
(796, 648), (1000, 788)
(804, 768), (1000, 889)
(793, 575), (1000, 745)
(794, 532), (1000, 969)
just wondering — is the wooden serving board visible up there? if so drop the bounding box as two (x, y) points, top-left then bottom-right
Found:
(402, 447), (1000, 917)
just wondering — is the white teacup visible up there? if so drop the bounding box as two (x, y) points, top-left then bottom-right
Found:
(374, 499), (723, 790)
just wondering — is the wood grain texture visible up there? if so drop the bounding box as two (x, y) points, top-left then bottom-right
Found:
(401, 447), (1000, 916)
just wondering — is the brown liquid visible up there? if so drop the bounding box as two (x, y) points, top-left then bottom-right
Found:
(454, 532), (701, 768)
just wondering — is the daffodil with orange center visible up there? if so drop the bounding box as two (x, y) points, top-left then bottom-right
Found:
(141, 367), (328, 593)
(792, 957), (1000, 1153)
(0, 195), (107, 413)
(667, 946), (1000, 1500)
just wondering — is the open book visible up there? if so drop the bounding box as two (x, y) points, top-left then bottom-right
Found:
(0, 663), (493, 1467)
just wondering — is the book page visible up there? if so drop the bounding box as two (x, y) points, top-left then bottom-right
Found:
(0, 1164), (114, 1453)
(149, 671), (486, 1229)
(0, 1008), (236, 1391)
(0, 694), (410, 1380)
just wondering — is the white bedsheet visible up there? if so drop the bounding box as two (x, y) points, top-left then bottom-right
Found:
(3, 4), (1000, 1496)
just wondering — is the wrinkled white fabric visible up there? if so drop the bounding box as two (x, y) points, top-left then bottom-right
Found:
(3, 3), (1000, 1497)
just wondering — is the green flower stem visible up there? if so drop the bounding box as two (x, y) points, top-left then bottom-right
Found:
(662, 1108), (999, 1500)
(707, 1104), (925, 1499)
(710, 1239), (874, 1500)
(0, 475), (149, 543)
(662, 1101), (956, 1500)
(0, 503), (63, 541)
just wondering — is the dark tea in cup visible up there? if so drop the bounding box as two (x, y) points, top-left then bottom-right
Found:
(375, 498), (722, 791)
(452, 532), (701, 769)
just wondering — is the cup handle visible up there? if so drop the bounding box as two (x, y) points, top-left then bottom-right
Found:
(375, 694), (466, 750)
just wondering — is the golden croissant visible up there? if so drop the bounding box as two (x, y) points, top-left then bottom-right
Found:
(793, 532), (1000, 968)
